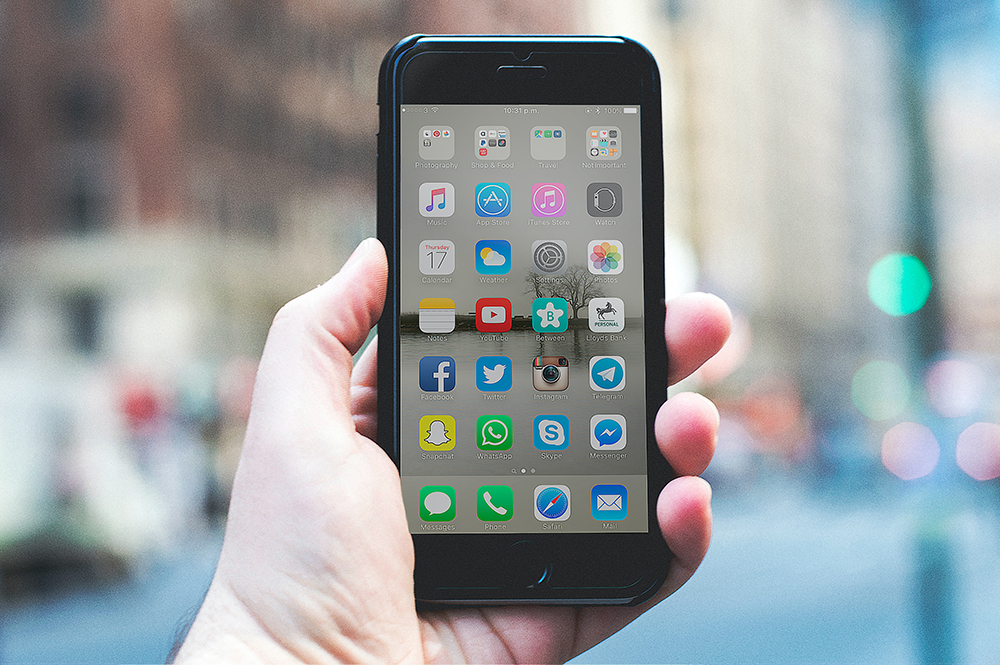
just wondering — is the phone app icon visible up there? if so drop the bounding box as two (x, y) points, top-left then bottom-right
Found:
(419, 297), (456, 333)
(587, 183), (623, 217)
(475, 239), (511, 275)
(534, 485), (571, 521)
(477, 414), (513, 450)
(530, 125), (566, 160)
(532, 297), (569, 333)
(475, 183), (511, 217)
(534, 414), (569, 450)
(419, 485), (456, 522)
(590, 356), (626, 392)
(476, 297), (512, 333)
(477, 485), (514, 522)
(532, 355), (569, 391)
(588, 297), (624, 332)
(418, 356), (456, 393)
(419, 182), (455, 217)
(587, 126), (622, 160)
(530, 239), (568, 276)
(476, 356), (513, 392)
(591, 484), (627, 521)
(590, 414), (627, 450)
(419, 415), (455, 451)
(419, 125), (454, 160)
(530, 183), (567, 217)
(476, 126), (510, 159)
(418, 239), (455, 275)
(588, 240), (624, 275)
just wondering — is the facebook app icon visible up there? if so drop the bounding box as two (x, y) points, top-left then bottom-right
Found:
(419, 356), (456, 392)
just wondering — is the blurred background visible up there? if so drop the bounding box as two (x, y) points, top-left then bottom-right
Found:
(0, 0), (998, 663)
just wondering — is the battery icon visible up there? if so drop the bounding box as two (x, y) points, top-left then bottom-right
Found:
(624, 107), (637, 114)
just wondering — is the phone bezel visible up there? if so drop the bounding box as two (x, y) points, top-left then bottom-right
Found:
(377, 35), (671, 606)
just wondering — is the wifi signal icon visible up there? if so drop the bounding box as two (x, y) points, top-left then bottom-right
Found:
(431, 106), (439, 113)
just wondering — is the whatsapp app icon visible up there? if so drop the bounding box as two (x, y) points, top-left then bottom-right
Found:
(477, 414), (513, 451)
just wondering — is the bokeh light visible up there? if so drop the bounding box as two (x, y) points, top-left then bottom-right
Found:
(881, 422), (940, 480)
(867, 253), (932, 316)
(956, 422), (1000, 481)
(925, 359), (988, 418)
(851, 360), (911, 421)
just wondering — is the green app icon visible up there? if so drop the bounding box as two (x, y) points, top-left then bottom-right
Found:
(419, 485), (456, 522)
(477, 414), (513, 450)
(477, 485), (514, 521)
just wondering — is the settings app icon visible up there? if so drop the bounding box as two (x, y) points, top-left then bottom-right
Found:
(531, 239), (568, 275)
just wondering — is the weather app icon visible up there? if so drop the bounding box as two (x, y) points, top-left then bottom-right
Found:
(590, 356), (625, 391)
(590, 414), (626, 450)
(475, 239), (511, 275)
(476, 355), (513, 392)
(475, 183), (511, 217)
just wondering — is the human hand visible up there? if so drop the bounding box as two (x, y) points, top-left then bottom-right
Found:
(176, 238), (731, 664)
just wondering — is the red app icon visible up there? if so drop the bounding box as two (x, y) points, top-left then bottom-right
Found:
(476, 297), (512, 333)
(479, 147), (488, 156)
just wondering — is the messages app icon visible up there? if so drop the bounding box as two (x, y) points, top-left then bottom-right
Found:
(419, 485), (456, 522)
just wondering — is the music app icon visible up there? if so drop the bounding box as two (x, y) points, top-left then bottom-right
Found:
(418, 182), (455, 217)
(530, 183), (567, 217)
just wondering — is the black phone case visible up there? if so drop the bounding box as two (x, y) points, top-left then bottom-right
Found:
(377, 35), (671, 606)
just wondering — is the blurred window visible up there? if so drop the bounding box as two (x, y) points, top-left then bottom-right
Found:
(52, 0), (100, 33)
(64, 290), (103, 355)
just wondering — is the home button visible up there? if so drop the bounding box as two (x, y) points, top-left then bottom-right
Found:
(502, 541), (551, 589)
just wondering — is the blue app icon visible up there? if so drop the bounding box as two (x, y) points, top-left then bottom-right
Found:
(589, 355), (626, 391)
(592, 484), (627, 521)
(476, 356), (513, 392)
(475, 239), (512, 275)
(475, 183), (511, 217)
(419, 356), (456, 392)
(535, 485), (571, 521)
(534, 414), (570, 450)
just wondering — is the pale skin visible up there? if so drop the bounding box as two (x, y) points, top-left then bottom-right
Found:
(176, 238), (731, 664)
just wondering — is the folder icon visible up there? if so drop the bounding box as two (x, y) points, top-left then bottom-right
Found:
(419, 298), (455, 333)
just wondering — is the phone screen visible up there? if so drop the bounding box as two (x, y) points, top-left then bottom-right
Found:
(398, 104), (647, 535)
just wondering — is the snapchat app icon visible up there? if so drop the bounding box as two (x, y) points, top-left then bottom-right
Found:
(419, 415), (456, 451)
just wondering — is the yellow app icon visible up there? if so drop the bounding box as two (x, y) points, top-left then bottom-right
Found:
(420, 415), (456, 451)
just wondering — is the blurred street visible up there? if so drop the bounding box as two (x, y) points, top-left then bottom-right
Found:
(4, 483), (1000, 664)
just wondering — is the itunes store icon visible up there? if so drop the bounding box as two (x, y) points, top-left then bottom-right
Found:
(531, 183), (567, 217)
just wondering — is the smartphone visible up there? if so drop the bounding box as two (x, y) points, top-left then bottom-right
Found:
(376, 35), (671, 606)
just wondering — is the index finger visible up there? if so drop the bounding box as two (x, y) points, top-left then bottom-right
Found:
(665, 292), (732, 385)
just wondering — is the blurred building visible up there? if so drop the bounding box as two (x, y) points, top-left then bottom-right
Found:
(665, 0), (917, 471)
(0, 0), (407, 580)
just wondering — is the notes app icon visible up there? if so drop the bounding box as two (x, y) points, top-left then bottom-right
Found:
(419, 182), (455, 217)
(530, 183), (567, 217)
(419, 298), (456, 334)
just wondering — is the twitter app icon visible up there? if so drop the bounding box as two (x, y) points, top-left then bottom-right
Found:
(476, 356), (513, 392)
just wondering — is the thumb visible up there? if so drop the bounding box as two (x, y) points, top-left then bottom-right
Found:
(246, 238), (387, 447)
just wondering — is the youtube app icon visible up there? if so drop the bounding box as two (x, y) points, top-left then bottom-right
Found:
(476, 297), (512, 333)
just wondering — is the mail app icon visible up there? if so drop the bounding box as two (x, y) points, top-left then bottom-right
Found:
(591, 484), (627, 521)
